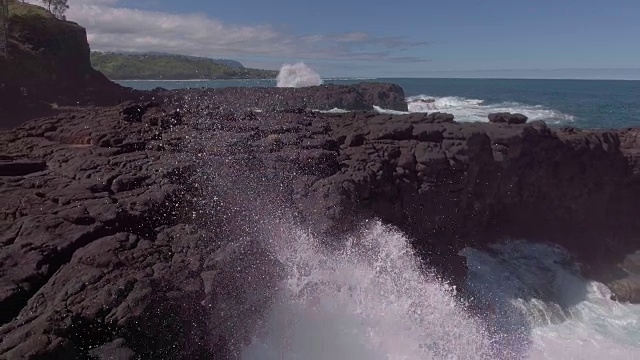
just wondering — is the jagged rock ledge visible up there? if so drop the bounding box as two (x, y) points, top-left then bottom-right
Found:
(0, 85), (639, 359)
(161, 81), (408, 112)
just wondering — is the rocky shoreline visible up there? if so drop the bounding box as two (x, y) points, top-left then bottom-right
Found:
(1, 83), (639, 358)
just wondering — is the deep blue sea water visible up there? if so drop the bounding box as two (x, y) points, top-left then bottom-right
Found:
(118, 78), (640, 129)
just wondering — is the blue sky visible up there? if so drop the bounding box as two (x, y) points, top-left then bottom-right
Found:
(54, 0), (640, 77)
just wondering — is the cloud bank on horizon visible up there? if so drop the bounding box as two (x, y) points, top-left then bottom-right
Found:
(38, 0), (427, 67)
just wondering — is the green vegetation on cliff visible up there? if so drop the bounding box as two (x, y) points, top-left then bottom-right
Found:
(90, 52), (278, 80)
(7, 0), (54, 19)
(2, 0), (125, 126)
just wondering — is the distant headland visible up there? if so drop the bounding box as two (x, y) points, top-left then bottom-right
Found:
(90, 52), (279, 80)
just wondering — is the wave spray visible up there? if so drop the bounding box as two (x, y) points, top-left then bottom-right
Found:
(276, 62), (323, 87)
(241, 221), (493, 359)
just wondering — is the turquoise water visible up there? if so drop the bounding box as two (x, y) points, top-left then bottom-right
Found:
(117, 78), (640, 129)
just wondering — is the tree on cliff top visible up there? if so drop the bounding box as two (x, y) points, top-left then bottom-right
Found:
(41, 0), (68, 20)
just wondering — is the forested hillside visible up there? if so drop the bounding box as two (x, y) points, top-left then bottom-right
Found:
(90, 52), (278, 80)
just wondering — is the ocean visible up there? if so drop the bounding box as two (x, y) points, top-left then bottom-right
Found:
(117, 78), (640, 129)
(122, 75), (640, 359)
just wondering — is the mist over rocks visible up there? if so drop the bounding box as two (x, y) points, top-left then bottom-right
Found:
(0, 83), (639, 358)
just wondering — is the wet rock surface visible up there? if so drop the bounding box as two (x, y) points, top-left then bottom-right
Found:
(1, 85), (639, 358)
(606, 250), (640, 303)
(488, 112), (529, 124)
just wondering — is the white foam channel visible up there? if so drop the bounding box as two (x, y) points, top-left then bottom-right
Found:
(406, 94), (575, 124)
(313, 107), (350, 114)
(372, 105), (409, 115)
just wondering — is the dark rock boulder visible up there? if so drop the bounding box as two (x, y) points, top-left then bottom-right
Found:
(427, 112), (455, 123)
(353, 82), (407, 111)
(488, 112), (528, 124)
(606, 250), (640, 303)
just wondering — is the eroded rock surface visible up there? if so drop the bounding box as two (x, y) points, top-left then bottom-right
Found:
(1, 87), (639, 358)
(0, 104), (279, 359)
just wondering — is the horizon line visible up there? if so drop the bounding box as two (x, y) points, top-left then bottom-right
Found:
(373, 76), (640, 81)
(115, 76), (640, 82)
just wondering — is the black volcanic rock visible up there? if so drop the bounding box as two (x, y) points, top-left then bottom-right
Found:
(427, 112), (455, 123)
(488, 112), (528, 124)
(0, 159), (47, 176)
(166, 82), (408, 112)
(606, 250), (640, 303)
(0, 104), (281, 358)
(1, 87), (640, 359)
(0, 2), (143, 128)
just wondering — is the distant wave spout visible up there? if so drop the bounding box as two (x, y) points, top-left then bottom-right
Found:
(277, 62), (323, 88)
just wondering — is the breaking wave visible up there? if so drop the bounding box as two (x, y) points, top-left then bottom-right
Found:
(406, 95), (576, 124)
(242, 221), (492, 359)
(462, 241), (640, 359)
(277, 62), (323, 88)
(241, 221), (640, 359)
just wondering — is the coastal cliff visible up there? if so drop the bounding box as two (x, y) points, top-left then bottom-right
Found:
(1, 86), (639, 358)
(0, 1), (138, 127)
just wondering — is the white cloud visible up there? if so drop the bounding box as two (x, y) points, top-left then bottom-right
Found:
(27, 0), (427, 63)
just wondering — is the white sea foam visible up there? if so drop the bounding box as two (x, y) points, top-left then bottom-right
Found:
(407, 94), (575, 124)
(373, 105), (410, 115)
(277, 62), (323, 88)
(242, 221), (493, 359)
(314, 108), (350, 114)
(462, 241), (640, 359)
(240, 221), (640, 359)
